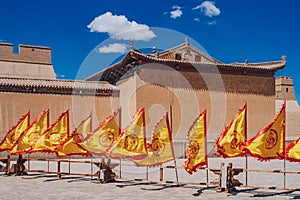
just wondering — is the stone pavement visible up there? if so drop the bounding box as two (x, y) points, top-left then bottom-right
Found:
(1, 157), (300, 199)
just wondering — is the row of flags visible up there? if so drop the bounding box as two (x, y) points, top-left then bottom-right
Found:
(1, 102), (300, 175)
(215, 102), (300, 163)
(0, 108), (194, 171)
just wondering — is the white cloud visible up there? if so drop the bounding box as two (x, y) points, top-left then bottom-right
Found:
(193, 1), (221, 17)
(98, 43), (127, 53)
(194, 17), (200, 22)
(172, 5), (181, 10)
(170, 6), (183, 19)
(207, 20), (217, 25)
(170, 9), (183, 19)
(87, 12), (156, 41)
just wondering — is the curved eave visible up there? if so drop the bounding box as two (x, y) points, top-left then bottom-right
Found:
(130, 50), (286, 72)
(91, 49), (286, 85)
(85, 52), (137, 81)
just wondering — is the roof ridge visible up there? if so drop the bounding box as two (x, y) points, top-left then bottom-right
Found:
(154, 41), (222, 64)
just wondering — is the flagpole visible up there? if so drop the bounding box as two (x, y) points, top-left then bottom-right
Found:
(173, 159), (179, 184)
(47, 153), (50, 172)
(27, 153), (30, 171)
(119, 159), (122, 178)
(284, 157), (286, 188)
(245, 155), (248, 186)
(119, 107), (122, 179)
(204, 110), (209, 187)
(90, 157), (93, 181)
(169, 104), (179, 184)
(245, 103), (248, 186)
(283, 101), (286, 188)
(146, 166), (148, 181)
(68, 156), (71, 174)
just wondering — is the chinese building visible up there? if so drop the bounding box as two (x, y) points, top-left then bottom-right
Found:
(87, 38), (286, 155)
(0, 38), (291, 157)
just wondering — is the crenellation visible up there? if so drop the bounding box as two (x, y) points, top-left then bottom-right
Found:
(0, 42), (13, 55)
(275, 76), (295, 100)
(0, 42), (56, 79)
(0, 42), (51, 65)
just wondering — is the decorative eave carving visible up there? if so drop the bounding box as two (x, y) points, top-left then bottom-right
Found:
(0, 77), (119, 97)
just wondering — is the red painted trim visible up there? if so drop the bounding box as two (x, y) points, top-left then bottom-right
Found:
(215, 103), (247, 158)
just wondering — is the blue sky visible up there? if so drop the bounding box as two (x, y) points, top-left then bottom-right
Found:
(1, 0), (300, 100)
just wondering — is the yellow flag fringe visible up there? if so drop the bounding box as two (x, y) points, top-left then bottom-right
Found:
(132, 113), (175, 167)
(184, 110), (207, 174)
(31, 110), (70, 153)
(215, 103), (247, 158)
(81, 108), (121, 156)
(242, 102), (286, 161)
(10, 109), (49, 154)
(107, 107), (147, 160)
(0, 111), (30, 151)
(56, 114), (92, 157)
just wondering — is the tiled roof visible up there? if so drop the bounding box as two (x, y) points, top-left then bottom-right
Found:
(0, 77), (118, 96)
(130, 50), (286, 71)
(86, 49), (286, 85)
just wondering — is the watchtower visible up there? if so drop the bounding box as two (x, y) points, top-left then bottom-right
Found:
(275, 76), (295, 100)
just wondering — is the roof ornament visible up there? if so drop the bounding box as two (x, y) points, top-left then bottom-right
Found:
(281, 55), (287, 62)
(130, 40), (134, 50)
(152, 46), (159, 58)
(185, 37), (189, 45)
(245, 59), (249, 65)
(152, 46), (156, 54)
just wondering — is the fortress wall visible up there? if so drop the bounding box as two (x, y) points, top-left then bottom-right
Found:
(0, 91), (119, 155)
(115, 64), (277, 157)
(128, 80), (274, 157)
(0, 43), (56, 79)
(0, 43), (51, 64)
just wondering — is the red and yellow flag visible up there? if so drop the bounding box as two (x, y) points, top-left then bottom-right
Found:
(285, 137), (300, 162)
(215, 104), (247, 158)
(107, 108), (147, 159)
(184, 110), (207, 174)
(243, 103), (286, 161)
(31, 110), (69, 153)
(77, 114), (92, 140)
(56, 114), (92, 157)
(81, 109), (120, 156)
(0, 112), (30, 151)
(10, 110), (49, 154)
(132, 114), (174, 167)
